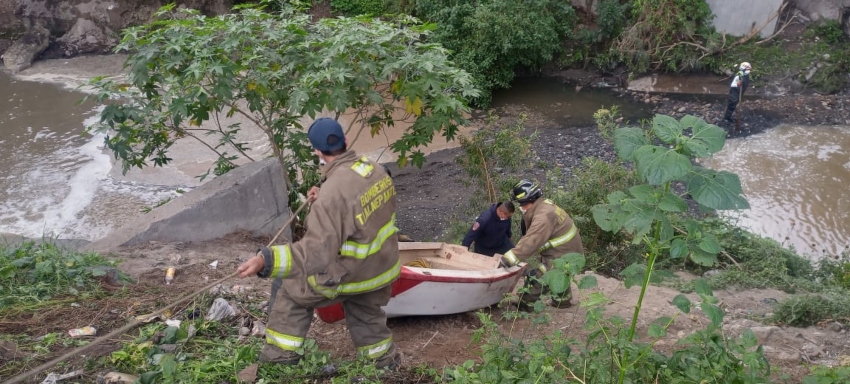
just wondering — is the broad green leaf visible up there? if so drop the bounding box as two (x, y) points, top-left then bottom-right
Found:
(591, 203), (627, 232)
(658, 192), (687, 212)
(689, 247), (717, 266)
(697, 234), (722, 254)
(686, 120), (726, 157)
(581, 292), (611, 308)
(542, 270), (569, 295)
(620, 263), (646, 289)
(162, 326), (179, 344)
(11, 257), (33, 267)
(700, 302), (724, 326)
(634, 145), (693, 185)
(672, 294), (691, 313)
(658, 218), (675, 243)
(740, 328), (758, 348)
(678, 115), (701, 130)
(614, 127), (649, 162)
(686, 167), (750, 210)
(670, 239), (688, 259)
(648, 323), (667, 338)
(138, 371), (162, 384)
(652, 114), (683, 143)
(628, 184), (656, 200)
(578, 275), (598, 290)
(91, 267), (108, 277)
(0, 265), (15, 278)
(693, 279), (713, 296)
(562, 253), (586, 275)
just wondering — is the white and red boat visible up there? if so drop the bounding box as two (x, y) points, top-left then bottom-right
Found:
(316, 242), (526, 323)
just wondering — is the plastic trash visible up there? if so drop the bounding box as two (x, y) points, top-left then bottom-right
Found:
(165, 319), (181, 327)
(68, 326), (96, 337)
(205, 298), (236, 321)
(165, 267), (176, 284)
(40, 370), (83, 384)
(209, 260), (219, 270)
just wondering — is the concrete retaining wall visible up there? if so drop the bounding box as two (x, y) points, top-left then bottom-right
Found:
(84, 157), (291, 253)
(706, 0), (784, 38)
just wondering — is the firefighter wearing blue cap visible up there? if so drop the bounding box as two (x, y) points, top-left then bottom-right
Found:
(237, 117), (402, 370)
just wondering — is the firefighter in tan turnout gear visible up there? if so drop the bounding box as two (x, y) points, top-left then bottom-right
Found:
(500, 179), (584, 309)
(237, 117), (402, 369)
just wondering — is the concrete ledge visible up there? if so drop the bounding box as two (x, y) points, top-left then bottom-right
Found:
(84, 158), (290, 253)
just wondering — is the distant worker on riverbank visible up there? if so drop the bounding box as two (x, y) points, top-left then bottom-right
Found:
(461, 201), (515, 256)
(723, 62), (752, 124)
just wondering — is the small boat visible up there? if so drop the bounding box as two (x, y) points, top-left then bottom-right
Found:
(315, 242), (526, 323)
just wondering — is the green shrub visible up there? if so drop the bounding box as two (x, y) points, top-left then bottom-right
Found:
(547, 158), (644, 276)
(810, 20), (847, 44)
(0, 241), (122, 308)
(771, 293), (850, 327)
(804, 365), (850, 384)
(417, 0), (576, 105)
(330, 0), (386, 15)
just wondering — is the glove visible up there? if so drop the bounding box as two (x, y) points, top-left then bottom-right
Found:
(497, 253), (516, 268)
(496, 251), (519, 268)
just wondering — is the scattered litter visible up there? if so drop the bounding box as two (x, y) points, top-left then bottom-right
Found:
(70, 303), (80, 307)
(165, 319), (181, 327)
(209, 260), (219, 270)
(165, 266), (176, 285)
(68, 326), (96, 337)
(251, 320), (266, 337)
(231, 285), (251, 294)
(40, 370), (83, 384)
(206, 298), (237, 321)
(98, 371), (139, 384)
(237, 363), (258, 384)
(186, 308), (201, 319)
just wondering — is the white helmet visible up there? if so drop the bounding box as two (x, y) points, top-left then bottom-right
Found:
(739, 62), (752, 71)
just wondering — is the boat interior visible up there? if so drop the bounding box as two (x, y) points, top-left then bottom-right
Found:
(399, 242), (502, 271)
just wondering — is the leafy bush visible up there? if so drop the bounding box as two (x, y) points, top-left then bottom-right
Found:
(804, 365), (850, 384)
(0, 241), (119, 308)
(416, 0), (576, 105)
(547, 158), (644, 275)
(810, 20), (847, 44)
(445, 113), (536, 243)
(611, 0), (719, 73)
(771, 293), (850, 327)
(330, 0), (386, 16)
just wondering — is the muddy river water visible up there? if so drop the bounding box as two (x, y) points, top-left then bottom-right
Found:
(1, 63), (847, 258)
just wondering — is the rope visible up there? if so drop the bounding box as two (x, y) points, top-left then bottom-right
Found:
(404, 258), (432, 268)
(5, 203), (309, 384)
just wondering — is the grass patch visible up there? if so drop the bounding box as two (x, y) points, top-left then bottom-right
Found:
(0, 241), (125, 309)
(771, 292), (850, 327)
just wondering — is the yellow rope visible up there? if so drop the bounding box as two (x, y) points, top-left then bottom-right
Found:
(404, 258), (432, 268)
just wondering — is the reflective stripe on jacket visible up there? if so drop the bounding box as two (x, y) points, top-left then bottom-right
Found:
(258, 151), (400, 299)
(503, 199), (583, 266)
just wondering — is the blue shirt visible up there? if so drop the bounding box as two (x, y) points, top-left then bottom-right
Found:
(461, 203), (513, 250)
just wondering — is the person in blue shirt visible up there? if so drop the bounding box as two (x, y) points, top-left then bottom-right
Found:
(461, 201), (515, 256)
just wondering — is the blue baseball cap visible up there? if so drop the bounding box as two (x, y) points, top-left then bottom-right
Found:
(307, 117), (345, 152)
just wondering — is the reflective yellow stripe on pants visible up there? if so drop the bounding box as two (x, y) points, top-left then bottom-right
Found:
(266, 328), (304, 351)
(358, 336), (393, 359)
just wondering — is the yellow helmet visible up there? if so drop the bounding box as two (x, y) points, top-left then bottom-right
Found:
(740, 62), (752, 71)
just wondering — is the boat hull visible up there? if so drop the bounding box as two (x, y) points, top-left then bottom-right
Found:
(316, 242), (524, 323)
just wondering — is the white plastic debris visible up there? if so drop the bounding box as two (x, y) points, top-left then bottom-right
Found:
(40, 370), (83, 384)
(205, 298), (237, 321)
(165, 319), (181, 327)
(209, 260), (219, 270)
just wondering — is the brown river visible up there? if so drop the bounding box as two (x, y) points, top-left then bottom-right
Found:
(1, 59), (848, 259)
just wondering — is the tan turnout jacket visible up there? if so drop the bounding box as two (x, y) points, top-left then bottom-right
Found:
(258, 150), (400, 299)
(503, 199), (583, 266)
